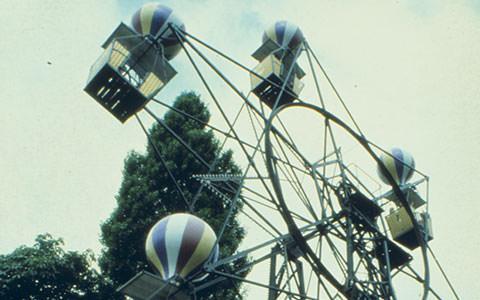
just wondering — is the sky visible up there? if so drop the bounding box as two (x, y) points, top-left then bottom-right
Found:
(1, 0), (479, 298)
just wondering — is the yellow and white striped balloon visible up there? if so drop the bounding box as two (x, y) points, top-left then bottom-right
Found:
(377, 148), (415, 185)
(131, 3), (185, 60)
(262, 20), (304, 51)
(145, 213), (218, 281)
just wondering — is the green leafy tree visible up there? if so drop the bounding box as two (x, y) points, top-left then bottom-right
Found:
(0, 234), (106, 300)
(100, 92), (247, 299)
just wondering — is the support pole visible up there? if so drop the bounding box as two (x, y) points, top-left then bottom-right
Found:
(268, 246), (279, 300)
(295, 260), (306, 300)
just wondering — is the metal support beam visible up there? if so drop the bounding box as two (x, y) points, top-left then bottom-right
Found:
(268, 246), (279, 300)
(295, 260), (306, 300)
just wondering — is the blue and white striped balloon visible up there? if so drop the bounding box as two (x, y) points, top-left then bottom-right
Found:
(131, 3), (185, 60)
(145, 213), (218, 281)
(377, 148), (415, 185)
(263, 20), (304, 51)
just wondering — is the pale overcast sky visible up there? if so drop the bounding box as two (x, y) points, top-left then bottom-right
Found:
(0, 0), (479, 298)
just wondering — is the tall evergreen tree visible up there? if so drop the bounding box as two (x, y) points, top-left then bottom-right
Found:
(100, 92), (246, 299)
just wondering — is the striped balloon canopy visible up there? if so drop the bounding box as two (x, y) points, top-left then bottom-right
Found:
(145, 213), (219, 281)
(263, 20), (304, 52)
(131, 3), (185, 60)
(377, 148), (416, 186)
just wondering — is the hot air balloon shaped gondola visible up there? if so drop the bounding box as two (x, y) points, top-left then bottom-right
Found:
(118, 213), (218, 300)
(131, 3), (186, 61)
(145, 213), (219, 282)
(250, 21), (306, 109)
(377, 148), (416, 186)
(84, 3), (183, 123)
(378, 147), (426, 208)
(378, 148), (433, 250)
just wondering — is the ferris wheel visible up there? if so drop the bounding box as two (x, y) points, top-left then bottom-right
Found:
(84, 3), (459, 300)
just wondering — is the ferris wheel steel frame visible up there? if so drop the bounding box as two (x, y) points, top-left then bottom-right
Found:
(264, 102), (432, 299)
(107, 22), (461, 300)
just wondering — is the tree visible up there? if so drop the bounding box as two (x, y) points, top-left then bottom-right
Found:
(0, 234), (106, 300)
(99, 92), (247, 299)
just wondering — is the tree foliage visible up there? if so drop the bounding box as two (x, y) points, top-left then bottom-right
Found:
(100, 92), (246, 299)
(0, 234), (105, 300)
(0, 93), (247, 299)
